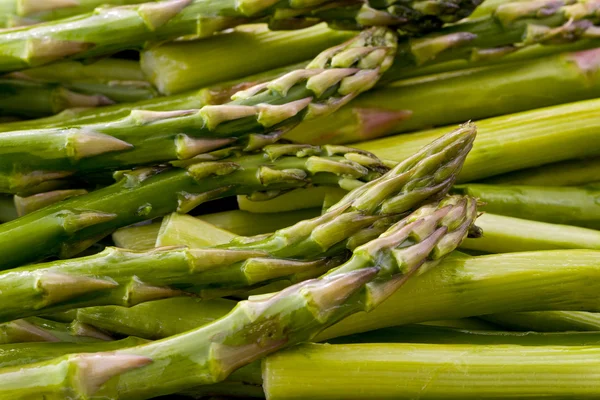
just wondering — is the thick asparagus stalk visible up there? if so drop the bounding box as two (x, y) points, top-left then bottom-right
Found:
(318, 250), (600, 340)
(287, 48), (600, 144)
(141, 23), (356, 95)
(0, 78), (114, 118)
(461, 213), (600, 253)
(0, 0), (153, 28)
(0, 0), (480, 72)
(483, 311), (600, 332)
(0, 195), (477, 399)
(0, 143), (385, 269)
(456, 183), (600, 229)
(0, 125), (474, 319)
(263, 342), (600, 399)
(0, 317), (110, 344)
(0, 28), (397, 191)
(356, 97), (600, 182)
(483, 156), (600, 186)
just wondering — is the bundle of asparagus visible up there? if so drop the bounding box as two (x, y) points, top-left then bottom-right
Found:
(1, 0), (600, 399)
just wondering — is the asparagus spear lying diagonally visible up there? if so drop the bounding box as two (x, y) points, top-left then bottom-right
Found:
(0, 27), (398, 195)
(0, 143), (386, 270)
(0, 194), (478, 400)
(0, 124), (475, 321)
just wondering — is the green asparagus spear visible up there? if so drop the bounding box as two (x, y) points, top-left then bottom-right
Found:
(0, 317), (110, 344)
(0, 78), (114, 118)
(0, 28), (397, 192)
(318, 250), (600, 340)
(287, 48), (600, 144)
(483, 156), (600, 186)
(0, 143), (385, 269)
(356, 97), (600, 182)
(0, 194), (477, 399)
(482, 311), (600, 332)
(455, 183), (600, 229)
(0, 124), (474, 319)
(0, 0), (480, 72)
(0, 0), (153, 28)
(460, 213), (600, 253)
(141, 23), (356, 95)
(263, 342), (600, 399)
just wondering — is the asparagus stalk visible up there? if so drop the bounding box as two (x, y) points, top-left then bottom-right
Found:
(356, 97), (600, 182)
(237, 186), (346, 213)
(483, 156), (600, 186)
(461, 213), (600, 253)
(0, 28), (397, 192)
(142, 23), (356, 95)
(156, 212), (238, 248)
(0, 194), (477, 399)
(0, 0), (480, 73)
(112, 222), (162, 251)
(263, 342), (600, 399)
(456, 183), (600, 229)
(0, 125), (474, 319)
(14, 189), (88, 216)
(483, 311), (600, 332)
(318, 250), (600, 340)
(0, 0), (153, 28)
(0, 143), (386, 269)
(0, 78), (114, 118)
(0, 317), (110, 344)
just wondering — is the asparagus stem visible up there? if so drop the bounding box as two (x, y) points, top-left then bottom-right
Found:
(461, 213), (600, 253)
(0, 28), (397, 191)
(482, 311), (600, 332)
(237, 186), (346, 213)
(0, 317), (110, 344)
(455, 183), (600, 229)
(0, 143), (386, 269)
(8, 58), (146, 82)
(0, 195), (476, 399)
(0, 125), (474, 319)
(14, 189), (88, 216)
(112, 222), (162, 251)
(263, 342), (600, 399)
(287, 48), (600, 144)
(141, 23), (356, 95)
(356, 97), (600, 182)
(156, 213), (237, 248)
(319, 250), (600, 340)
(483, 156), (600, 186)
(0, 78), (114, 118)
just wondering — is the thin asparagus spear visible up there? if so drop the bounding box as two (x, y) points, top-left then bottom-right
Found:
(0, 0), (153, 28)
(287, 48), (600, 144)
(0, 143), (387, 269)
(142, 23), (356, 95)
(460, 213), (600, 253)
(0, 28), (397, 192)
(263, 342), (600, 400)
(356, 97), (600, 183)
(0, 317), (109, 344)
(0, 0), (479, 73)
(318, 250), (600, 340)
(482, 311), (600, 332)
(0, 78), (114, 117)
(0, 195), (17, 223)
(483, 156), (600, 186)
(0, 125), (474, 319)
(0, 194), (477, 399)
(455, 183), (600, 229)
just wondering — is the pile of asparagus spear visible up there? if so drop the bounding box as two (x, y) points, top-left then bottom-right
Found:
(0, 0), (599, 399)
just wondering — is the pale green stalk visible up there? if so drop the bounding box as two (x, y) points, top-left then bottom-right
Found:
(483, 311), (600, 332)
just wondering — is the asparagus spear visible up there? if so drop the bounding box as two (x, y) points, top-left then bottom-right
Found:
(0, 0), (480, 73)
(0, 317), (110, 344)
(0, 28), (397, 191)
(455, 183), (600, 229)
(460, 213), (600, 253)
(483, 311), (600, 332)
(483, 156), (600, 186)
(0, 124), (474, 319)
(142, 23), (356, 95)
(263, 342), (600, 400)
(287, 48), (600, 144)
(318, 250), (600, 340)
(356, 97), (600, 182)
(13, 189), (88, 217)
(0, 0), (153, 28)
(156, 213), (238, 248)
(0, 194), (477, 399)
(0, 143), (386, 269)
